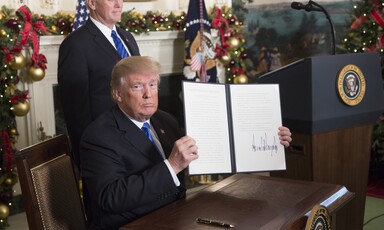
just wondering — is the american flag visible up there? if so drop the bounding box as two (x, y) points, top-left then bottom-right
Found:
(73, 0), (89, 30)
(190, 52), (203, 71)
(183, 0), (217, 83)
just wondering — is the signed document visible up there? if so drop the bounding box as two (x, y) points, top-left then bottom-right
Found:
(183, 81), (286, 175)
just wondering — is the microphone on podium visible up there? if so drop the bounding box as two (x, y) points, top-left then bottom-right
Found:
(291, 0), (336, 55)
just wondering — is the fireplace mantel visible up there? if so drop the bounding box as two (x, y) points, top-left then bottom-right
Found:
(16, 31), (185, 149)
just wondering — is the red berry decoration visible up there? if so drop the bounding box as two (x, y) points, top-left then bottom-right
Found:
(231, 67), (239, 74)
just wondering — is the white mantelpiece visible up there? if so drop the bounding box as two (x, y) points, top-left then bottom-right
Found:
(15, 31), (185, 149)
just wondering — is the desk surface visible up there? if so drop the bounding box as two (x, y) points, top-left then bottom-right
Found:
(120, 174), (353, 230)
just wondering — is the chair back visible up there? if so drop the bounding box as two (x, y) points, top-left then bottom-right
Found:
(16, 134), (87, 230)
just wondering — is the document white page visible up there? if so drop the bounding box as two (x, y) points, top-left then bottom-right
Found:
(229, 84), (286, 172)
(183, 82), (232, 175)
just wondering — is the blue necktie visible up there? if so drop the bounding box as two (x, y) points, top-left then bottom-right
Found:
(141, 122), (155, 144)
(141, 122), (164, 158)
(111, 30), (129, 58)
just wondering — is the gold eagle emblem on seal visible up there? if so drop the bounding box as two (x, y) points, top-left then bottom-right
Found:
(337, 64), (366, 106)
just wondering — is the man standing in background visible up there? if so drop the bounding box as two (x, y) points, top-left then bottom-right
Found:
(58, 0), (140, 169)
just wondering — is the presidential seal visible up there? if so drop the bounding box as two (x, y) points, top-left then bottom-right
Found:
(337, 64), (366, 106)
(305, 205), (331, 230)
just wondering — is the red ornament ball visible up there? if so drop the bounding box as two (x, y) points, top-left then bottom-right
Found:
(57, 18), (69, 31)
(128, 20), (137, 27)
(140, 21), (147, 29)
(240, 52), (248, 60)
(0, 190), (12, 203)
(155, 16), (165, 23)
(173, 21), (181, 30)
(6, 18), (18, 30)
(228, 16), (236, 25)
(146, 13), (156, 21)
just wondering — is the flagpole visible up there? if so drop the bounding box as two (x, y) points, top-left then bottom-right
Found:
(199, 0), (207, 82)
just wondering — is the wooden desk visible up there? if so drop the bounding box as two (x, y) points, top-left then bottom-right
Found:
(120, 174), (353, 230)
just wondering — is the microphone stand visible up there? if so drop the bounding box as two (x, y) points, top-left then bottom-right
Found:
(308, 0), (336, 55)
(292, 1), (336, 54)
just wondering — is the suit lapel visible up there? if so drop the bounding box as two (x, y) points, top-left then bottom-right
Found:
(150, 114), (173, 158)
(112, 106), (163, 162)
(85, 20), (121, 61)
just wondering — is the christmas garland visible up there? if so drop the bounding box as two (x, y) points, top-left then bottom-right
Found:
(340, 0), (384, 70)
(0, 5), (48, 229)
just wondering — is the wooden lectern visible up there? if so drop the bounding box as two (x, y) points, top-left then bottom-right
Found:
(120, 174), (353, 230)
(258, 52), (384, 229)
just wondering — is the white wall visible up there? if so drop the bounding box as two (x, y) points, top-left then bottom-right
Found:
(3, 0), (231, 15)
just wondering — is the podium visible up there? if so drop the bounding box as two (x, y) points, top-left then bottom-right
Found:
(121, 174), (353, 230)
(258, 52), (384, 229)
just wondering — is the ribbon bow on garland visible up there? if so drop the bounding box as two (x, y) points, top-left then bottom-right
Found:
(368, 0), (384, 51)
(15, 5), (47, 69)
(351, 0), (384, 52)
(212, 8), (230, 60)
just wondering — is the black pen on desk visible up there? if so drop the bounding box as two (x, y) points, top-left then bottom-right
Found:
(196, 218), (235, 228)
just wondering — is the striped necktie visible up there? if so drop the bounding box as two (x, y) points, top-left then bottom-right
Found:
(111, 30), (129, 58)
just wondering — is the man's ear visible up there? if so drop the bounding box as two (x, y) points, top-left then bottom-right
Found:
(112, 89), (122, 103)
(87, 0), (96, 10)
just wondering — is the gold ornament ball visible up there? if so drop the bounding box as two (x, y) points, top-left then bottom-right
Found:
(228, 37), (240, 50)
(0, 204), (10, 219)
(9, 53), (26, 70)
(234, 74), (248, 84)
(51, 25), (57, 32)
(28, 66), (45, 81)
(0, 29), (7, 37)
(220, 53), (231, 65)
(10, 128), (18, 136)
(5, 178), (13, 186)
(12, 101), (30, 116)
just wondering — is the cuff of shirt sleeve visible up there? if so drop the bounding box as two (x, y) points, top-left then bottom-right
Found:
(164, 159), (180, 186)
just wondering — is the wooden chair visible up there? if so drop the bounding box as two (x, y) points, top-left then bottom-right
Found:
(16, 134), (87, 230)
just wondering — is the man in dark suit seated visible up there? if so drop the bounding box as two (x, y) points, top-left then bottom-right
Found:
(58, 0), (140, 170)
(80, 56), (199, 229)
(80, 56), (292, 229)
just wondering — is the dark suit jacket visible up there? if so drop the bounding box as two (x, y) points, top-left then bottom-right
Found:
(80, 106), (186, 230)
(58, 19), (140, 167)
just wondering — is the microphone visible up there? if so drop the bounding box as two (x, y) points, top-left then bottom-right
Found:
(291, 1), (336, 55)
(291, 1), (322, 12)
